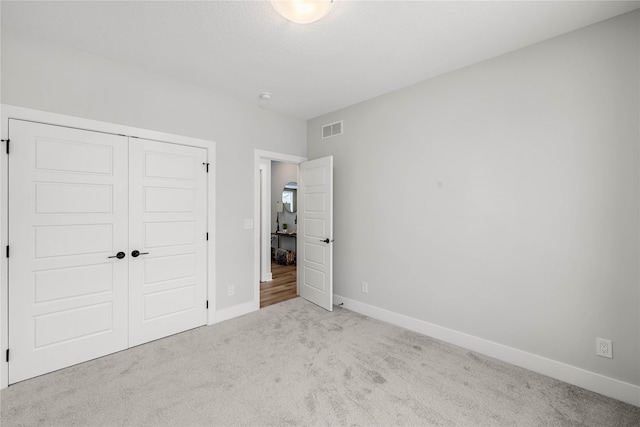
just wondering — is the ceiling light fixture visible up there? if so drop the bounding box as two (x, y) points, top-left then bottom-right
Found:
(271, 0), (333, 24)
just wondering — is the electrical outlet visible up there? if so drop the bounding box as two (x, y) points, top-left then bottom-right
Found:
(227, 285), (235, 297)
(361, 281), (368, 294)
(596, 338), (612, 359)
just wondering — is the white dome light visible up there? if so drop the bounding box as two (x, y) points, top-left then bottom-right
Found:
(271, 0), (333, 24)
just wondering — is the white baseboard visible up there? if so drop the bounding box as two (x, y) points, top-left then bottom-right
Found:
(334, 294), (640, 407)
(211, 300), (257, 324)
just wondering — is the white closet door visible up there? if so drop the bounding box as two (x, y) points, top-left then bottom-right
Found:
(128, 139), (208, 346)
(8, 120), (129, 384)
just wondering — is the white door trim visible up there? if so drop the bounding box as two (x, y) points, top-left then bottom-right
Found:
(259, 161), (272, 283)
(253, 150), (307, 311)
(0, 104), (217, 390)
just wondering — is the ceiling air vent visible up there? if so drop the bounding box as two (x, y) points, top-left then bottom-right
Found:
(322, 121), (343, 139)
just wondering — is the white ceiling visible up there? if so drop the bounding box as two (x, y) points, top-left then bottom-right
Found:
(2, 1), (639, 120)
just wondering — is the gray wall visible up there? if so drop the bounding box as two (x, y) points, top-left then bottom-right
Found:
(271, 161), (298, 252)
(1, 28), (307, 311)
(271, 161), (298, 231)
(307, 11), (639, 385)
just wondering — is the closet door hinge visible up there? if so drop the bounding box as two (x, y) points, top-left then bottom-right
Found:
(5, 349), (9, 363)
(206, 232), (209, 241)
(206, 300), (209, 309)
(202, 162), (210, 173)
(2, 139), (9, 154)
(5, 246), (9, 258)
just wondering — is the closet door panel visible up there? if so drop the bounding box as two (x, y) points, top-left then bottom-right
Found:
(8, 120), (129, 384)
(128, 139), (207, 346)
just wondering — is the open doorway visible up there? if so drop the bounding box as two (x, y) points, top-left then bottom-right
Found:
(253, 150), (307, 311)
(261, 161), (298, 308)
(254, 150), (334, 312)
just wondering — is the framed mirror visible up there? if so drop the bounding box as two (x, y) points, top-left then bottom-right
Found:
(282, 182), (297, 213)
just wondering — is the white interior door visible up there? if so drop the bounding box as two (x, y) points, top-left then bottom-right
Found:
(8, 120), (129, 383)
(128, 139), (208, 346)
(298, 156), (333, 311)
(8, 121), (209, 384)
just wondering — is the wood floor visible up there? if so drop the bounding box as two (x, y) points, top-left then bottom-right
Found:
(260, 262), (297, 308)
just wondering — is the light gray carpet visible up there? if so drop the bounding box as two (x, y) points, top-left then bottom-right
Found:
(1, 297), (639, 426)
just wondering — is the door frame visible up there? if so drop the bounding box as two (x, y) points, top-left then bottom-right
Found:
(259, 161), (272, 283)
(0, 104), (217, 390)
(253, 150), (306, 311)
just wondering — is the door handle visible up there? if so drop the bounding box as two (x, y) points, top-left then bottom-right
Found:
(320, 238), (334, 244)
(108, 251), (126, 259)
(131, 250), (149, 258)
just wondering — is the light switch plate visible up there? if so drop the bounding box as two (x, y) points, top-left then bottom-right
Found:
(244, 219), (253, 229)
